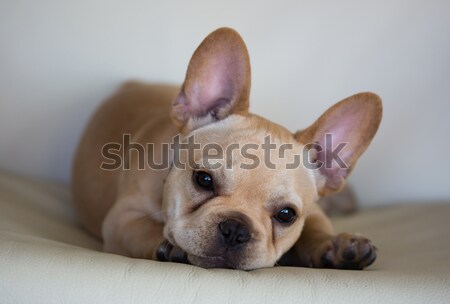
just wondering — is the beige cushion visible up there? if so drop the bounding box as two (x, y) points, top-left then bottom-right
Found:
(0, 171), (449, 303)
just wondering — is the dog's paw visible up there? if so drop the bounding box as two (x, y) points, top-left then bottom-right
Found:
(313, 233), (377, 270)
(155, 240), (189, 264)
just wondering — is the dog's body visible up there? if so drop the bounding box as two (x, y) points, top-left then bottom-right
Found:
(72, 28), (382, 270)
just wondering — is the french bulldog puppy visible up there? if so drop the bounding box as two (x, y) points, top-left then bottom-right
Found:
(72, 28), (382, 270)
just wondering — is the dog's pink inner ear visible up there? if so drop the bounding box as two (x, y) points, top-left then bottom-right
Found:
(296, 93), (382, 195)
(174, 58), (236, 117)
(172, 27), (251, 132)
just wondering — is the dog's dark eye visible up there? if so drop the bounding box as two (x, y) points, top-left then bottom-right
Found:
(274, 207), (296, 224)
(194, 171), (214, 191)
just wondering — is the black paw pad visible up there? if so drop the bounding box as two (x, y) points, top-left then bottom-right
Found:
(342, 244), (357, 261)
(156, 240), (173, 261)
(156, 240), (189, 264)
(320, 245), (335, 268)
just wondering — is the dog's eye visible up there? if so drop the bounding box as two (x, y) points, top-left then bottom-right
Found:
(274, 207), (296, 224)
(194, 171), (214, 191)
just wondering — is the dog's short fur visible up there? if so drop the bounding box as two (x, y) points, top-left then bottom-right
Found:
(72, 28), (382, 270)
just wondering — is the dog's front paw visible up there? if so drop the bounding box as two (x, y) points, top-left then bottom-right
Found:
(155, 240), (189, 264)
(312, 233), (377, 270)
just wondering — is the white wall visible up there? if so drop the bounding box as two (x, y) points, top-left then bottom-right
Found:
(1, 0), (449, 206)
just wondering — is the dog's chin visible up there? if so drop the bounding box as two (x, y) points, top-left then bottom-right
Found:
(187, 254), (233, 269)
(187, 254), (238, 269)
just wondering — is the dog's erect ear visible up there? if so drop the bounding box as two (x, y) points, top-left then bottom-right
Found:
(295, 92), (382, 196)
(171, 27), (251, 133)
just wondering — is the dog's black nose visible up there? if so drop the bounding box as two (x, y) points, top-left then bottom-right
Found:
(219, 219), (251, 248)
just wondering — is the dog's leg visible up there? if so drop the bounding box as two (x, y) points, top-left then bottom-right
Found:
(102, 199), (164, 259)
(282, 203), (377, 269)
(102, 198), (187, 263)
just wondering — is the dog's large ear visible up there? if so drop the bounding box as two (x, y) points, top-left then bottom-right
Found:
(295, 93), (382, 196)
(171, 27), (251, 133)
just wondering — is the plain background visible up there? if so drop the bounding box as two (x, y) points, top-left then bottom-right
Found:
(0, 0), (449, 207)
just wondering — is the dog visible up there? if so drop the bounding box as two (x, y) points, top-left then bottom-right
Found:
(72, 27), (382, 270)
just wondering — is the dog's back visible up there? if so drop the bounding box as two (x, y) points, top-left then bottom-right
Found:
(72, 82), (178, 237)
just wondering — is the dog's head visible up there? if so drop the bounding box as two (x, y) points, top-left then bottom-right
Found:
(162, 28), (382, 270)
